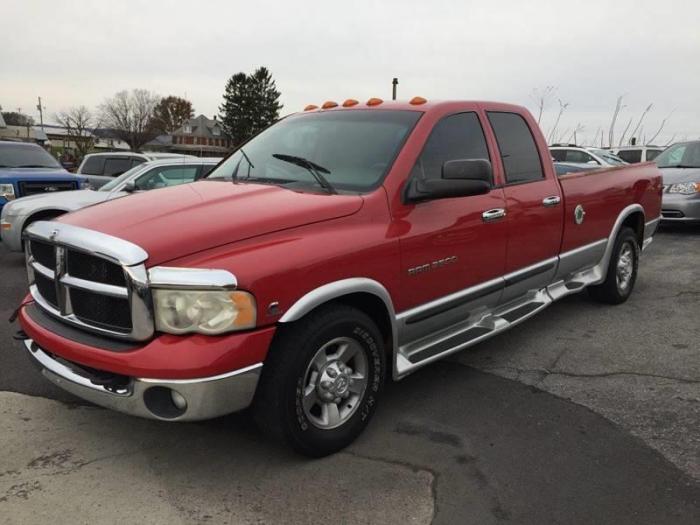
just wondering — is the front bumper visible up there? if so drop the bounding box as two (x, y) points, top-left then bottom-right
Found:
(23, 337), (262, 421)
(0, 212), (25, 251)
(661, 193), (700, 222)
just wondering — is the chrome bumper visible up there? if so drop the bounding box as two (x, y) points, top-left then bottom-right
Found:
(24, 338), (261, 421)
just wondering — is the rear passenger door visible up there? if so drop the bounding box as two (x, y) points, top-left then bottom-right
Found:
(486, 111), (563, 301)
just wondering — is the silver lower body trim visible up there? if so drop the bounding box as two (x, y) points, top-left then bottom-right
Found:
(24, 339), (261, 422)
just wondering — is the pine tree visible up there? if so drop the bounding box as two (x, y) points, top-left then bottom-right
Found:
(219, 67), (283, 146)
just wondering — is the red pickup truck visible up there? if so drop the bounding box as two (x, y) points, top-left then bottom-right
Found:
(17, 99), (662, 456)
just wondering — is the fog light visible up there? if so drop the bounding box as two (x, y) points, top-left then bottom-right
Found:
(170, 390), (187, 411)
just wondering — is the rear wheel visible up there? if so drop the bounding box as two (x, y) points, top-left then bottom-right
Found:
(588, 227), (639, 304)
(253, 305), (385, 457)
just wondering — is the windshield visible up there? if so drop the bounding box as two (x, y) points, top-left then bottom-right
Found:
(655, 142), (700, 168)
(99, 164), (146, 191)
(0, 143), (62, 169)
(589, 149), (627, 165)
(206, 110), (422, 192)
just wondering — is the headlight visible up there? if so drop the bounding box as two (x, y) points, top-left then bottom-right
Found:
(667, 182), (699, 195)
(0, 184), (16, 201)
(153, 289), (256, 335)
(79, 180), (93, 190)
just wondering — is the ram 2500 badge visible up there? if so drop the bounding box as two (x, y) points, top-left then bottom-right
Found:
(16, 98), (662, 456)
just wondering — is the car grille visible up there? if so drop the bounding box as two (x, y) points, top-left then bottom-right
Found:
(24, 229), (151, 340)
(18, 181), (77, 197)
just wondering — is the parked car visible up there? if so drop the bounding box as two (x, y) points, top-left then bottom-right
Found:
(16, 99), (661, 457)
(609, 146), (664, 164)
(550, 145), (627, 167)
(655, 140), (700, 223)
(0, 141), (87, 218)
(76, 152), (196, 189)
(1, 158), (221, 251)
(553, 162), (598, 176)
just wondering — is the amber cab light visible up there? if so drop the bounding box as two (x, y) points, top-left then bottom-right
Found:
(409, 96), (427, 105)
(322, 101), (338, 109)
(342, 99), (359, 107)
(304, 104), (318, 111)
(367, 97), (383, 106)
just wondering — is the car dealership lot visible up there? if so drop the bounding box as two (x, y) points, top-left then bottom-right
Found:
(0, 229), (698, 524)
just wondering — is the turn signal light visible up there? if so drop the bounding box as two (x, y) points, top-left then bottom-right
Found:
(367, 98), (383, 106)
(409, 96), (427, 105)
(322, 101), (338, 109)
(304, 104), (318, 111)
(342, 99), (359, 107)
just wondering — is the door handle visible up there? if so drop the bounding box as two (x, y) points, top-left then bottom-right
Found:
(542, 195), (561, 207)
(482, 208), (506, 222)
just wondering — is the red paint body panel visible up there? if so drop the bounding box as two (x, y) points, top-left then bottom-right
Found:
(21, 100), (662, 381)
(19, 304), (275, 379)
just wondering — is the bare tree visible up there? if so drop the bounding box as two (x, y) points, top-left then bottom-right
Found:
(547, 99), (569, 144)
(628, 104), (653, 145)
(530, 86), (555, 124)
(647, 110), (675, 145)
(607, 95), (626, 147)
(567, 123), (585, 144)
(618, 117), (633, 147)
(54, 106), (99, 158)
(663, 133), (677, 147)
(99, 89), (161, 151)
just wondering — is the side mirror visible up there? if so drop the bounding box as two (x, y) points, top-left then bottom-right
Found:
(405, 159), (492, 202)
(123, 180), (137, 193)
(587, 160), (599, 165)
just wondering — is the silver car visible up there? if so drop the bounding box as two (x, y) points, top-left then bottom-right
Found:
(656, 141), (700, 223)
(0, 157), (221, 251)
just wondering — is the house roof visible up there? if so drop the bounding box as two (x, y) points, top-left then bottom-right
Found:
(173, 114), (223, 139)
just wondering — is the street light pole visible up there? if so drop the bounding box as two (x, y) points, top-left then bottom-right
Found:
(392, 78), (398, 100)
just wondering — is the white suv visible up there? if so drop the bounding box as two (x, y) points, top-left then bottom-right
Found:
(77, 152), (195, 188)
(549, 146), (627, 167)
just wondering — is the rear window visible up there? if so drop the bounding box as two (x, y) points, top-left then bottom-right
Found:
(617, 150), (642, 163)
(646, 149), (662, 161)
(79, 156), (105, 175)
(488, 112), (544, 184)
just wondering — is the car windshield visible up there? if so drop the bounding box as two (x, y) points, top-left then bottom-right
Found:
(0, 143), (62, 169)
(655, 142), (700, 168)
(205, 110), (422, 192)
(99, 165), (146, 191)
(589, 149), (627, 165)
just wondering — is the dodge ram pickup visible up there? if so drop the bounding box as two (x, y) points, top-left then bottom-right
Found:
(16, 99), (662, 456)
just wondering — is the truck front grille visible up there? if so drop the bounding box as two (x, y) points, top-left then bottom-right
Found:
(23, 222), (153, 342)
(18, 181), (77, 198)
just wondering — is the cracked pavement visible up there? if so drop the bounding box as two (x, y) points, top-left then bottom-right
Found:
(1, 228), (699, 523)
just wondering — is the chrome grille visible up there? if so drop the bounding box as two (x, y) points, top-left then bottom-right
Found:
(23, 221), (153, 341)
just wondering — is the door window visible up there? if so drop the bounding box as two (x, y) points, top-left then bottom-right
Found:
(80, 156), (105, 175)
(617, 150), (642, 163)
(487, 112), (544, 183)
(645, 149), (662, 161)
(135, 166), (199, 190)
(413, 112), (490, 182)
(104, 157), (133, 177)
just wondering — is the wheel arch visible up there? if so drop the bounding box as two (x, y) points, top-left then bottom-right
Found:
(597, 204), (645, 279)
(23, 208), (69, 230)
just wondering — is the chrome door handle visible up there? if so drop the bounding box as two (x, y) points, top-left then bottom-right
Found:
(482, 208), (506, 222)
(542, 195), (561, 207)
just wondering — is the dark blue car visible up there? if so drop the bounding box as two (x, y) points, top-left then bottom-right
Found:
(0, 141), (87, 215)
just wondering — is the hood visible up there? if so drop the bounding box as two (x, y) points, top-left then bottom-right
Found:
(3, 189), (111, 216)
(659, 167), (700, 184)
(58, 181), (364, 265)
(0, 167), (80, 180)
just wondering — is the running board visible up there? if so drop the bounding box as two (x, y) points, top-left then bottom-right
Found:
(396, 290), (552, 377)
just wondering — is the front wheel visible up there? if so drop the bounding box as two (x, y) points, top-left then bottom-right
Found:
(253, 305), (385, 457)
(588, 227), (639, 304)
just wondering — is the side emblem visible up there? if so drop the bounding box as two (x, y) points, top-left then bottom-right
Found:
(574, 205), (586, 225)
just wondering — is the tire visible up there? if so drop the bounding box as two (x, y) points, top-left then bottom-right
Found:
(253, 304), (386, 457)
(588, 227), (639, 304)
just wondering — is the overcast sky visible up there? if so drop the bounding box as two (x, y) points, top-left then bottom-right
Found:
(2, 0), (698, 145)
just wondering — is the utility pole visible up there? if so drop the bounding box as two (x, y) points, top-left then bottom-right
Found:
(36, 97), (45, 129)
(392, 78), (398, 100)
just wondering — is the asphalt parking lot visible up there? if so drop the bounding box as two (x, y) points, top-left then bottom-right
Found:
(0, 227), (698, 524)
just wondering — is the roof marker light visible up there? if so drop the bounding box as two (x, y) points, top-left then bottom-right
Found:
(322, 101), (338, 109)
(304, 105), (318, 111)
(342, 99), (359, 107)
(367, 98), (383, 106)
(409, 96), (427, 105)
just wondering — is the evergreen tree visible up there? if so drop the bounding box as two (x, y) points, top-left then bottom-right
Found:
(219, 67), (282, 146)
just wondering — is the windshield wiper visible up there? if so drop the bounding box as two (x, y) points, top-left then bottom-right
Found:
(232, 148), (255, 182)
(271, 154), (336, 194)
